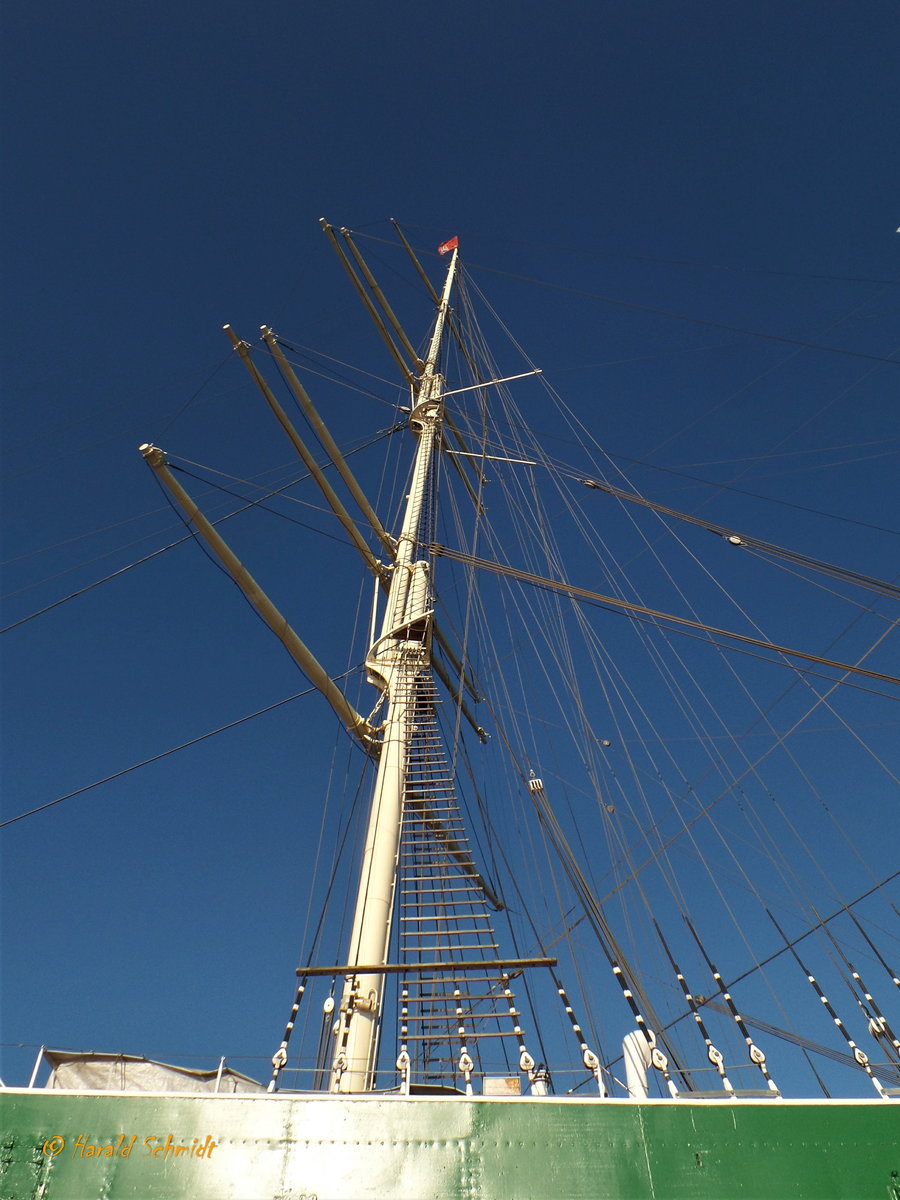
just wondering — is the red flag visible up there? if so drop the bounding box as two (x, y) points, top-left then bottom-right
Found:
(437, 235), (459, 256)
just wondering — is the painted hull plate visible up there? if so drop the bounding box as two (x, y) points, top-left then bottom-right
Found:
(2, 1090), (898, 1199)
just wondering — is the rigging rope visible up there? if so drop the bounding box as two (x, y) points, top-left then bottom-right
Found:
(461, 260), (900, 368)
(580, 479), (900, 602)
(0, 683), (333, 829)
(431, 545), (900, 688)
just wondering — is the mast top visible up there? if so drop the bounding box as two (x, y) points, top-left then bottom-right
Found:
(424, 246), (458, 373)
(411, 247), (458, 425)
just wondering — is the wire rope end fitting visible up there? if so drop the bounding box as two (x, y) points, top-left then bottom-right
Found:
(139, 443), (167, 467)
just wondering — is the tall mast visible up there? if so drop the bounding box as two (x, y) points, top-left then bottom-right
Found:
(331, 248), (459, 1093)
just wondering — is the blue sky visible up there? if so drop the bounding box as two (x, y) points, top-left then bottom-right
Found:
(2, 1), (898, 1095)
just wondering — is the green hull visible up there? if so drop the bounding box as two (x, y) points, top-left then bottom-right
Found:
(2, 1090), (898, 1199)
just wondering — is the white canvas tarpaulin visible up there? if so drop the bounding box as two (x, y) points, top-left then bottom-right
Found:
(43, 1049), (265, 1093)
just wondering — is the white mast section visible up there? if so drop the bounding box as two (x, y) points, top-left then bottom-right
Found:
(332, 249), (459, 1093)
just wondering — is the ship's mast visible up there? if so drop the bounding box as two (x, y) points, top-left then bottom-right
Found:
(331, 249), (459, 1093)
